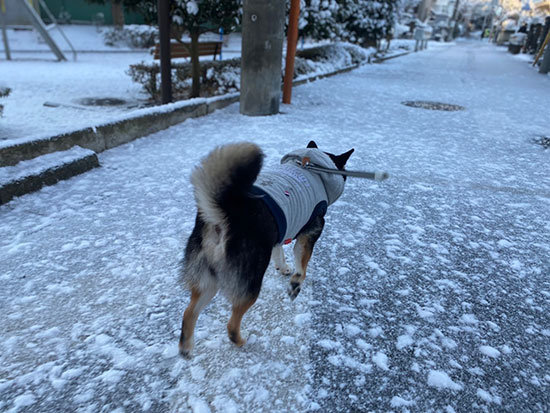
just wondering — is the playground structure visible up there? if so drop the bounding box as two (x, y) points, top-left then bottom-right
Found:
(0, 0), (76, 61)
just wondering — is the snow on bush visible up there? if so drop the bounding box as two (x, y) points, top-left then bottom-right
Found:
(127, 58), (241, 101)
(0, 86), (10, 97)
(128, 43), (370, 101)
(103, 25), (158, 49)
(299, 0), (343, 41)
(0, 86), (10, 117)
(296, 0), (397, 46)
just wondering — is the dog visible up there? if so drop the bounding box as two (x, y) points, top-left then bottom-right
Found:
(178, 140), (354, 357)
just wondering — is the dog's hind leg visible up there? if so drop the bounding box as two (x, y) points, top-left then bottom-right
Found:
(226, 244), (272, 347)
(179, 282), (218, 358)
(271, 245), (292, 276)
(227, 295), (258, 347)
(288, 216), (325, 300)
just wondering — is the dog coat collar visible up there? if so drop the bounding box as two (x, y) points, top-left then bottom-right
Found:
(252, 158), (331, 245)
(280, 148), (345, 206)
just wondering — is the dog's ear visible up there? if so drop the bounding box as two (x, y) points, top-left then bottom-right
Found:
(307, 141), (318, 149)
(332, 148), (354, 170)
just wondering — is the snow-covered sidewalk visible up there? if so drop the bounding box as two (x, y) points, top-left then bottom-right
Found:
(1, 40), (549, 412)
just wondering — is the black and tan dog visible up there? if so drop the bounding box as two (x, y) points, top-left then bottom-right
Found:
(178, 141), (353, 357)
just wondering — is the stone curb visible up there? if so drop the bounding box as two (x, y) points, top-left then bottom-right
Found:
(372, 51), (412, 63)
(0, 151), (100, 205)
(0, 96), (239, 167)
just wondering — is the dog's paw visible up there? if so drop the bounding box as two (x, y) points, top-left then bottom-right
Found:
(228, 330), (246, 347)
(287, 280), (301, 301)
(276, 264), (292, 276)
(178, 342), (192, 359)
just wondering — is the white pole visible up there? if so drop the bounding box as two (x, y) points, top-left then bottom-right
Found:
(0, 1), (11, 60)
(18, 0), (66, 61)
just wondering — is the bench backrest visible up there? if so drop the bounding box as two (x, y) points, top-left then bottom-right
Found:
(152, 41), (222, 60)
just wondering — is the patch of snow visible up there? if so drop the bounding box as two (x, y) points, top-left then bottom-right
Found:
(372, 352), (389, 371)
(479, 345), (501, 358)
(396, 334), (414, 350)
(427, 370), (463, 391)
(390, 395), (415, 407)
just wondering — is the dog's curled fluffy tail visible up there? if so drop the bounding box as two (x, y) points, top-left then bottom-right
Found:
(191, 142), (264, 226)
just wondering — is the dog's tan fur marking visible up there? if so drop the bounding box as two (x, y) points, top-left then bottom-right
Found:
(227, 297), (258, 347)
(179, 285), (217, 357)
(288, 234), (315, 299)
(295, 235), (314, 280)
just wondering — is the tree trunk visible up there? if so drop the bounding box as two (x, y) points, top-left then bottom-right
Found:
(363, 37), (377, 48)
(112, 0), (125, 29)
(190, 30), (201, 98)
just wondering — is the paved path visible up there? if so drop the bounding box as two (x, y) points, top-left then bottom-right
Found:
(1, 40), (549, 412)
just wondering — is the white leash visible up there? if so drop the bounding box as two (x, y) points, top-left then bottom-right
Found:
(293, 158), (389, 181)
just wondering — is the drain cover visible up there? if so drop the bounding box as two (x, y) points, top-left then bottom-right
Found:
(533, 136), (550, 149)
(76, 97), (127, 107)
(402, 101), (465, 111)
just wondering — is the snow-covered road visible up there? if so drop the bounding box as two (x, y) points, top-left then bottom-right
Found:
(1, 40), (549, 412)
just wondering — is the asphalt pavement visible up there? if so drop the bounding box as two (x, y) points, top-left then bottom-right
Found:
(1, 39), (549, 412)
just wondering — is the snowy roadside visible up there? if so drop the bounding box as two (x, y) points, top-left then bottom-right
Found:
(0, 25), (427, 145)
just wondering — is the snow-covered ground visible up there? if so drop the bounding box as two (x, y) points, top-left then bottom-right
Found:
(0, 25), (416, 144)
(1, 39), (550, 412)
(1, 24), (135, 53)
(0, 25), (243, 144)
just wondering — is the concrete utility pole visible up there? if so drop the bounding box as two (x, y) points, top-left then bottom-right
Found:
(240, 0), (285, 116)
(417, 0), (434, 22)
(0, 0), (11, 60)
(157, 0), (172, 104)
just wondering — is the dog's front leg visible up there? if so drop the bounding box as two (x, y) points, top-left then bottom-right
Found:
(271, 245), (292, 275)
(288, 216), (324, 300)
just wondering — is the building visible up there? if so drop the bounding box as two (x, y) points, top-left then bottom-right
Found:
(3, 0), (39, 26)
(532, 0), (550, 14)
(431, 0), (457, 17)
(2, 0), (145, 25)
(428, 0), (457, 40)
(42, 0), (145, 25)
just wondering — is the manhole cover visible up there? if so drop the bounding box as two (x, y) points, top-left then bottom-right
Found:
(76, 97), (127, 107)
(533, 136), (550, 149)
(402, 101), (465, 111)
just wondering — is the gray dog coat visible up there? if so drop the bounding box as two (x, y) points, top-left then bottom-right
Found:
(251, 148), (345, 245)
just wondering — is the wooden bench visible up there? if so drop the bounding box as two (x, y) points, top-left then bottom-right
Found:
(152, 41), (222, 60)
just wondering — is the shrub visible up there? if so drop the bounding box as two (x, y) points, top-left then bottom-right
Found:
(103, 25), (158, 48)
(127, 43), (369, 101)
(127, 58), (241, 101)
(0, 86), (10, 117)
